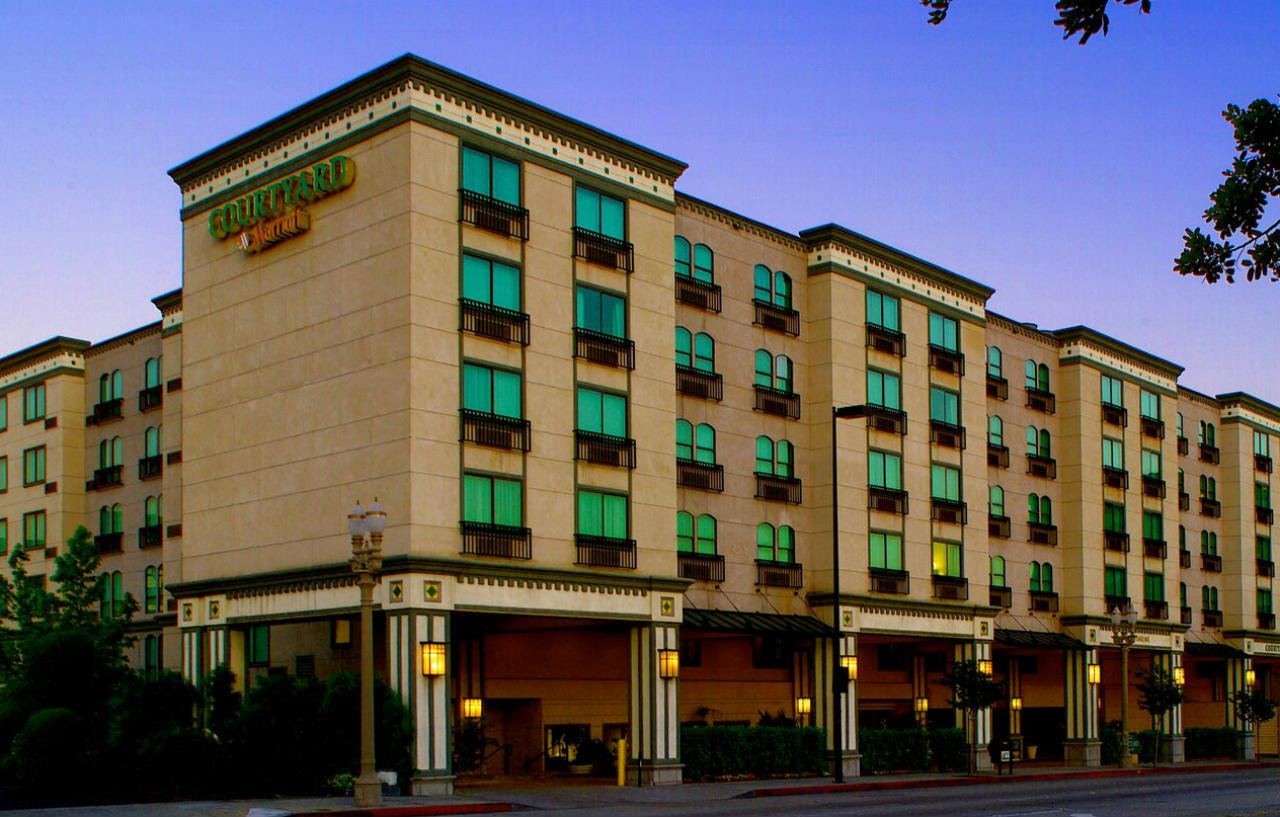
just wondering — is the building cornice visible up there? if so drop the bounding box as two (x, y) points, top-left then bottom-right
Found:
(986, 311), (1061, 348)
(86, 321), (162, 357)
(675, 192), (805, 252)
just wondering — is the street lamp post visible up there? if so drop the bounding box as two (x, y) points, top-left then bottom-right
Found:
(830, 405), (863, 783)
(348, 499), (387, 807)
(1109, 604), (1139, 769)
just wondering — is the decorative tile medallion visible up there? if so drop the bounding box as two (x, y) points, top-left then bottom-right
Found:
(389, 580), (404, 603)
(423, 580), (441, 603)
(660, 596), (675, 616)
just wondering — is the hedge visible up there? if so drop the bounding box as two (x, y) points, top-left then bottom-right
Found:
(680, 726), (825, 781)
(857, 728), (964, 773)
(1185, 726), (1241, 759)
(928, 728), (968, 771)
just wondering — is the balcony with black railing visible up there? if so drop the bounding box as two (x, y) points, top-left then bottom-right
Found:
(753, 299), (800, 337)
(1260, 612), (1277, 630)
(138, 524), (162, 550)
(675, 274), (722, 312)
(756, 559), (803, 588)
(139, 385), (162, 412)
(869, 567), (909, 595)
(1259, 559), (1276, 578)
(1030, 590), (1060, 612)
(1202, 553), (1223, 572)
(928, 344), (965, 376)
(1180, 549), (1192, 568)
(462, 522), (532, 560)
(931, 498), (967, 525)
(930, 420), (966, 450)
(990, 586), (1012, 608)
(1143, 538), (1167, 559)
(756, 472), (802, 504)
(1104, 595), (1130, 613)
(1103, 531), (1130, 552)
(678, 552), (726, 583)
(95, 532), (123, 554)
(987, 374), (1009, 400)
(678, 459), (725, 492)
(865, 405), (907, 434)
(460, 409), (531, 452)
(575, 328), (635, 369)
(1102, 466), (1129, 490)
(573, 227), (633, 271)
(575, 431), (637, 468)
(1257, 454), (1274, 474)
(1177, 436), (1190, 456)
(1140, 416), (1165, 439)
(1101, 402), (1128, 427)
(1257, 505), (1274, 525)
(1181, 606), (1193, 624)
(460, 299), (531, 345)
(868, 486), (908, 515)
(1144, 600), (1169, 620)
(675, 366), (723, 401)
(1027, 454), (1057, 479)
(1199, 443), (1220, 464)
(866, 324), (906, 357)
(1026, 387), (1056, 414)
(459, 189), (530, 240)
(754, 385), (801, 419)
(988, 443), (1010, 468)
(89, 464), (123, 491)
(1029, 522), (1058, 546)
(575, 535), (637, 569)
(1203, 609), (1223, 627)
(1141, 476), (1166, 499)
(90, 398), (123, 425)
(1200, 497), (1221, 518)
(989, 515), (1011, 538)
(932, 574), (969, 601)
(1179, 491), (1190, 511)
(138, 455), (162, 481)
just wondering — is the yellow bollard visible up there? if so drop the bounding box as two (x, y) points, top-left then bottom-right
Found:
(617, 738), (627, 786)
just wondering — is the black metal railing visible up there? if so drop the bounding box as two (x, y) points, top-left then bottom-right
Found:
(1203, 609), (1223, 627)
(1202, 553), (1222, 572)
(575, 430), (637, 468)
(1027, 454), (1057, 479)
(89, 464), (123, 491)
(753, 298), (800, 336)
(678, 459), (724, 492)
(460, 409), (531, 452)
(138, 524), (162, 549)
(989, 515), (1011, 538)
(1143, 538), (1167, 559)
(675, 366), (723, 401)
(1258, 559), (1276, 578)
(675, 274), (722, 312)
(756, 472), (802, 504)
(1104, 531), (1130, 552)
(987, 374), (1009, 400)
(1199, 443), (1220, 464)
(459, 189), (530, 240)
(1257, 454), (1274, 474)
(754, 385), (801, 419)
(931, 574), (969, 601)
(1180, 549), (1192, 568)
(1101, 402), (1128, 427)
(990, 586), (1012, 608)
(869, 567), (909, 595)
(931, 498), (967, 525)
(575, 535), (636, 569)
(462, 522), (532, 559)
(988, 443), (1010, 468)
(1179, 491), (1190, 511)
(678, 552), (726, 583)
(867, 324), (906, 357)
(138, 455), (162, 481)
(1026, 387), (1056, 414)
(1105, 595), (1130, 613)
(1257, 505), (1274, 525)
(573, 227), (633, 271)
(90, 398), (123, 424)
(1029, 590), (1060, 613)
(95, 532), (123, 554)
(1102, 466), (1129, 489)
(928, 344), (965, 376)
(1028, 522), (1058, 546)
(1141, 416), (1165, 439)
(1142, 476), (1166, 498)
(756, 559), (803, 588)
(1180, 605), (1193, 625)
(139, 386), (162, 412)
(574, 327), (635, 369)
(930, 420), (966, 449)
(865, 405), (907, 434)
(1200, 497), (1221, 518)
(1177, 436), (1190, 456)
(868, 486), (909, 514)
(460, 299), (531, 345)
(1259, 612), (1277, 630)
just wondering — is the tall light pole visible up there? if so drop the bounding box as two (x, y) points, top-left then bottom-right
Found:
(349, 499), (386, 807)
(831, 404), (863, 783)
(1109, 604), (1139, 769)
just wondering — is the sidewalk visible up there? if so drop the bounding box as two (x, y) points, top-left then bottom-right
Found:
(5, 760), (1275, 817)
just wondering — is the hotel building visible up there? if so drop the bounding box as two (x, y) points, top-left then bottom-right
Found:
(1, 55), (1277, 791)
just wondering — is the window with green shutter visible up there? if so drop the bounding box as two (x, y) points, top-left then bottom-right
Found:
(577, 388), (627, 437)
(463, 364), (522, 418)
(575, 186), (625, 240)
(867, 369), (901, 410)
(577, 490), (628, 539)
(1256, 482), (1271, 509)
(461, 146), (520, 205)
(931, 540), (961, 577)
(1142, 511), (1163, 542)
(247, 624), (270, 666)
(866, 291), (899, 331)
(1103, 502), (1126, 533)
(576, 285), (626, 338)
(1102, 437), (1124, 470)
(23, 383), (44, 423)
(928, 312), (958, 352)
(1144, 572), (1164, 602)
(1101, 375), (1124, 407)
(869, 450), (902, 490)
(1258, 535), (1272, 561)
(1105, 566), (1127, 598)
(930, 387), (959, 425)
(464, 473), (523, 527)
(870, 531), (903, 570)
(931, 464), (960, 502)
(462, 253), (521, 311)
(1259, 589), (1273, 615)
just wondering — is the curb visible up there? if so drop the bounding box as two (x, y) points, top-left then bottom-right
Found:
(290, 803), (515, 817)
(742, 762), (1264, 798)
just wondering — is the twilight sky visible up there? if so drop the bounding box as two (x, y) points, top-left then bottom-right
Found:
(3, 1), (1279, 398)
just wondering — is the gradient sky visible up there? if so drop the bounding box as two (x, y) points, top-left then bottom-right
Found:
(4, 1), (1279, 398)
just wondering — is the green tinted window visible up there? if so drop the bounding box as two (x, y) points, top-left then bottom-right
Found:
(987, 346), (1002, 378)
(248, 624), (270, 665)
(693, 244), (714, 283)
(931, 540), (961, 577)
(677, 511), (693, 552)
(870, 532), (903, 570)
(1259, 589), (1273, 615)
(575, 187), (625, 239)
(930, 465), (960, 501)
(576, 286), (626, 337)
(1103, 502), (1126, 533)
(989, 486), (1004, 516)
(675, 327), (691, 368)
(22, 447), (44, 485)
(1141, 449), (1161, 479)
(989, 416), (1003, 446)
(867, 370), (901, 409)
(578, 490), (627, 538)
(462, 254), (521, 311)
(461, 146), (520, 205)
(1142, 511), (1163, 541)
(1140, 389), (1160, 420)
(462, 364), (522, 418)
(1102, 437), (1124, 470)
(930, 388), (959, 425)
(23, 384), (44, 423)
(990, 556), (1006, 587)
(867, 291), (899, 331)
(1258, 536), (1272, 561)
(869, 450), (901, 490)
(928, 313), (958, 351)
(674, 237), (691, 277)
(1144, 572), (1164, 602)
(464, 474), (523, 527)
(1101, 375), (1124, 407)
(577, 388), (627, 437)
(1104, 566), (1126, 598)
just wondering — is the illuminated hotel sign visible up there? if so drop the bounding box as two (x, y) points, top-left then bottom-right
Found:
(208, 155), (356, 253)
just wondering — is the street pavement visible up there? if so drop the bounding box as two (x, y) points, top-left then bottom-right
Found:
(3, 762), (1276, 817)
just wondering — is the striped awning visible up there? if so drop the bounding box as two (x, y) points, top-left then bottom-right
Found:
(682, 608), (831, 636)
(994, 628), (1087, 650)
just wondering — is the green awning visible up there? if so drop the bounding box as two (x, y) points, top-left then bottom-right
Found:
(1185, 641), (1243, 658)
(994, 628), (1087, 651)
(683, 609), (830, 636)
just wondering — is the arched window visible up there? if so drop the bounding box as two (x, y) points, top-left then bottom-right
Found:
(112, 504), (123, 533)
(1027, 426), (1039, 455)
(1036, 363), (1049, 391)
(144, 635), (160, 679)
(989, 485), (1005, 516)
(677, 511), (694, 551)
(1039, 496), (1052, 523)
(1029, 493), (1041, 524)
(755, 436), (794, 477)
(754, 349), (771, 387)
(1177, 412), (1184, 439)
(1201, 476), (1217, 500)
(112, 571), (124, 618)
(693, 332), (714, 371)
(676, 420), (692, 460)
(1199, 421), (1216, 447)
(675, 327), (692, 367)
(113, 437), (123, 466)
(145, 565), (159, 613)
(111, 370), (123, 400)
(145, 495), (161, 527)
(145, 426), (162, 458)
(695, 514), (717, 554)
(756, 523), (795, 563)
(674, 236), (691, 277)
(988, 416), (1004, 446)
(694, 424), (715, 463)
(990, 556), (1006, 588)
(1041, 563), (1054, 592)
(755, 350), (794, 392)
(98, 505), (112, 534)
(1030, 561), (1041, 590)
(98, 373), (111, 404)
(753, 265), (793, 309)
(1201, 530), (1218, 555)
(1025, 360), (1038, 389)
(693, 243), (714, 283)
(1180, 581), (1187, 608)
(144, 357), (163, 389)
(987, 346), (1002, 378)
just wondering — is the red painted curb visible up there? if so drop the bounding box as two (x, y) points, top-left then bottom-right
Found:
(744, 763), (1264, 798)
(291, 802), (514, 817)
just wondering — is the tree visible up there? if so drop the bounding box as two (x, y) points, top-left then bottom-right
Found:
(1135, 666), (1184, 765)
(938, 658), (1005, 774)
(920, 0), (1152, 44)
(1231, 687), (1278, 730)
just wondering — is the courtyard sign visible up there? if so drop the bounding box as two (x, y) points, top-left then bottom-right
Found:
(208, 155), (356, 253)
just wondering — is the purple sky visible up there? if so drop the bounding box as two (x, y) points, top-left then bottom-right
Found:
(4, 1), (1279, 398)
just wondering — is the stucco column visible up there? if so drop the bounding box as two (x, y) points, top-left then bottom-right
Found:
(1152, 651), (1185, 762)
(387, 610), (453, 795)
(953, 642), (992, 771)
(815, 633), (860, 778)
(180, 626), (205, 687)
(1227, 655), (1255, 760)
(627, 623), (681, 785)
(1064, 647), (1101, 766)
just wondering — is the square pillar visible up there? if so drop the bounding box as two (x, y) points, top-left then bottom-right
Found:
(1064, 647), (1101, 766)
(953, 642), (992, 771)
(387, 611), (453, 795)
(1152, 651), (1185, 762)
(627, 623), (682, 785)
(1228, 656), (1255, 760)
(815, 633), (860, 778)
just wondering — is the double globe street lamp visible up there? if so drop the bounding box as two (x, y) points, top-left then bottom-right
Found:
(348, 499), (387, 807)
(1108, 604), (1139, 769)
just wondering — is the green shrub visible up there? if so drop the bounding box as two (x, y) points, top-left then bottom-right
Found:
(679, 725), (824, 780)
(1134, 729), (1160, 763)
(9, 708), (88, 788)
(1100, 726), (1123, 765)
(1185, 726), (1241, 759)
(858, 728), (929, 773)
(928, 728), (967, 771)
